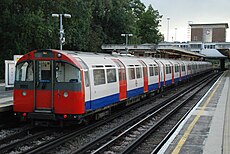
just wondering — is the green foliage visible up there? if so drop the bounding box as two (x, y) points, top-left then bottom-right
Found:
(138, 5), (164, 43)
(0, 0), (163, 79)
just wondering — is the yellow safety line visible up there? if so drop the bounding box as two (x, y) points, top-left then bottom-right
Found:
(172, 74), (224, 154)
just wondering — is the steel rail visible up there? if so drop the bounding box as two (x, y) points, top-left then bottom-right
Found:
(0, 128), (52, 153)
(72, 72), (220, 154)
(22, 72), (217, 154)
(123, 73), (221, 153)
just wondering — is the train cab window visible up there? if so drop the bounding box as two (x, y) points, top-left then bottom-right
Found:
(107, 69), (117, 83)
(93, 69), (105, 85)
(16, 61), (33, 81)
(56, 62), (81, 83)
(38, 61), (51, 81)
(128, 67), (135, 80)
(136, 67), (142, 78)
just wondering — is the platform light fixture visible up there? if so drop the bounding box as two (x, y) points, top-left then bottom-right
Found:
(121, 33), (133, 52)
(52, 13), (71, 50)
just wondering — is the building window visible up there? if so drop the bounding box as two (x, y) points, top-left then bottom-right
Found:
(193, 36), (198, 41)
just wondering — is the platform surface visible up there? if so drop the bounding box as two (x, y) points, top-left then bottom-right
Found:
(159, 70), (230, 154)
(0, 83), (13, 112)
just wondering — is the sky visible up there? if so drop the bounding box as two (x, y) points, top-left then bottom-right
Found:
(142, 0), (230, 42)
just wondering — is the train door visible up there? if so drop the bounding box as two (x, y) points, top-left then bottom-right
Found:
(138, 60), (148, 93)
(158, 61), (166, 87)
(157, 64), (161, 88)
(34, 60), (54, 112)
(112, 59), (127, 100)
(178, 62), (182, 81)
(169, 61), (174, 84)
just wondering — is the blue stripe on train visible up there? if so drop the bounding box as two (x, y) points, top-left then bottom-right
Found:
(148, 83), (159, 91)
(127, 87), (144, 98)
(166, 79), (172, 86)
(85, 87), (144, 111)
(174, 77), (180, 83)
(85, 77), (185, 111)
(182, 76), (187, 80)
(85, 93), (119, 110)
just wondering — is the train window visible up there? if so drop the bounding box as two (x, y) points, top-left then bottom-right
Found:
(175, 65), (179, 72)
(166, 65), (171, 74)
(118, 69), (122, 81)
(92, 65), (103, 68)
(15, 61), (33, 81)
(84, 71), (89, 87)
(136, 67), (142, 78)
(122, 69), (126, 80)
(128, 68), (135, 80)
(149, 67), (154, 76)
(181, 65), (186, 72)
(56, 62), (81, 83)
(38, 61), (51, 81)
(107, 69), (117, 83)
(93, 69), (105, 85)
(154, 67), (159, 76)
(76, 58), (88, 69)
(105, 65), (115, 67)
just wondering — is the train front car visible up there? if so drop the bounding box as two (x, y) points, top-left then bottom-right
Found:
(14, 49), (85, 125)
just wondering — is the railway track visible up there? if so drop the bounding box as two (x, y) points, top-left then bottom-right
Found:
(0, 126), (64, 153)
(70, 72), (221, 153)
(17, 72), (220, 154)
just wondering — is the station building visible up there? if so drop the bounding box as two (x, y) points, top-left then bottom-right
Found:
(190, 23), (228, 42)
(102, 23), (230, 70)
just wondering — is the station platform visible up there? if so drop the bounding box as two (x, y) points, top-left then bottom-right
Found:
(159, 70), (230, 154)
(0, 83), (13, 112)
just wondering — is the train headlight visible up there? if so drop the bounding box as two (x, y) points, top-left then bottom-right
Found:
(57, 53), (62, 58)
(22, 91), (27, 96)
(64, 92), (68, 98)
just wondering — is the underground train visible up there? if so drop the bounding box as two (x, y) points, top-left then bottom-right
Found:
(13, 49), (212, 124)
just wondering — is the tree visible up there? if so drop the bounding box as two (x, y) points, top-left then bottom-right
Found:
(138, 5), (163, 44)
(0, 0), (163, 79)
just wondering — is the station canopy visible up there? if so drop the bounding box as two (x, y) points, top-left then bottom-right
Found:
(200, 49), (227, 58)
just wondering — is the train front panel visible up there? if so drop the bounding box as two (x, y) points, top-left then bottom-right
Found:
(13, 50), (85, 120)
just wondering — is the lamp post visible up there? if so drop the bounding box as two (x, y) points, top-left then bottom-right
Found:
(121, 33), (133, 52)
(52, 13), (71, 50)
(167, 17), (170, 42)
(174, 28), (177, 41)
